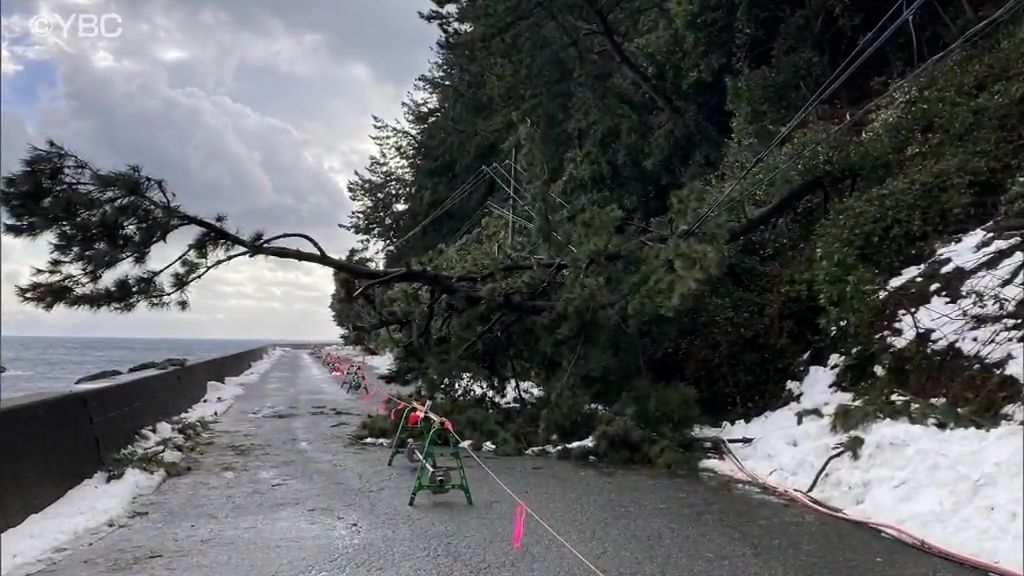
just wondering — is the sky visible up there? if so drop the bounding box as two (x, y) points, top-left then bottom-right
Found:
(0, 0), (437, 340)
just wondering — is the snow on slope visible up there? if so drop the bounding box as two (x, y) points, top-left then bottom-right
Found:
(886, 225), (1023, 381)
(449, 373), (543, 407)
(700, 224), (1024, 572)
(0, 348), (284, 576)
(700, 357), (1022, 572)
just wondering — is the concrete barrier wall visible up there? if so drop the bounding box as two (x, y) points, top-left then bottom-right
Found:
(0, 345), (270, 532)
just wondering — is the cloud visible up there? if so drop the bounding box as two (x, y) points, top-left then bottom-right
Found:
(0, 0), (436, 339)
(2, 43), (24, 74)
(0, 110), (32, 173)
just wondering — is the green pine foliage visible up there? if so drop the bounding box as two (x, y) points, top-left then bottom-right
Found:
(337, 1), (1023, 461)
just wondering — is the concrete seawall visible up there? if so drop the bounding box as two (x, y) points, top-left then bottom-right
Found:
(0, 345), (271, 532)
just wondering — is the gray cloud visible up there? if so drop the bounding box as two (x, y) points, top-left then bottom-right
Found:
(34, 59), (351, 242)
(0, 0), (436, 339)
(0, 111), (32, 174)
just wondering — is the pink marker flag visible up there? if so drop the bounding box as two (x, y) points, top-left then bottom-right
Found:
(512, 503), (527, 550)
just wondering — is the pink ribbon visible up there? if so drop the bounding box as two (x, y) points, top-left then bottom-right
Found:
(512, 503), (527, 550)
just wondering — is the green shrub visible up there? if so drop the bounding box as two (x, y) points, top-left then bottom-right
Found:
(592, 414), (651, 465)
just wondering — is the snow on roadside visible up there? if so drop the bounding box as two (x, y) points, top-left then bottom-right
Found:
(359, 437), (390, 446)
(320, 345), (395, 375)
(0, 469), (163, 576)
(526, 436), (596, 456)
(318, 345), (539, 407)
(184, 347), (284, 420)
(697, 355), (1024, 572)
(0, 348), (284, 576)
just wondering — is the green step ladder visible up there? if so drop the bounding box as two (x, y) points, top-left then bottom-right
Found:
(406, 422), (473, 506)
(386, 405), (472, 506)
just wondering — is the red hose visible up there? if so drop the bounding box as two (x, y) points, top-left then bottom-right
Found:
(716, 442), (1021, 576)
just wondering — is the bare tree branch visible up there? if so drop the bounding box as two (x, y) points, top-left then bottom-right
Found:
(457, 313), (508, 358)
(725, 177), (826, 242)
(258, 233), (329, 258)
(353, 270), (410, 297)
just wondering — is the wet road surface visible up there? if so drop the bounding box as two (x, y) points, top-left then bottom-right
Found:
(30, 349), (981, 576)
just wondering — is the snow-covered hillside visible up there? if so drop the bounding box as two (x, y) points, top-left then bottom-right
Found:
(884, 225), (1023, 381)
(699, 222), (1024, 572)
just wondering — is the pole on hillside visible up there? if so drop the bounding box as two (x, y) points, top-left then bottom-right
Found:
(508, 146), (516, 250)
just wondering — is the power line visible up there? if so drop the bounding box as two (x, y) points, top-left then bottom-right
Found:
(390, 166), (489, 248)
(445, 202), (491, 247)
(716, 0), (1023, 221)
(683, 0), (928, 239)
(487, 164), (537, 218)
(489, 163), (578, 252)
(506, 159), (571, 209)
(487, 202), (536, 228)
(391, 161), (542, 252)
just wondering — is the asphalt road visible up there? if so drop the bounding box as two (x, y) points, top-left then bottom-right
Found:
(28, 349), (982, 576)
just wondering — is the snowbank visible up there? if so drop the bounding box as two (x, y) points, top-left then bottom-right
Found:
(698, 224), (1023, 570)
(698, 355), (1023, 572)
(0, 347), (283, 575)
(0, 469), (163, 575)
(184, 347), (284, 420)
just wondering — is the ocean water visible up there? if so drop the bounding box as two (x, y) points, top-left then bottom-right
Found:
(0, 335), (272, 400)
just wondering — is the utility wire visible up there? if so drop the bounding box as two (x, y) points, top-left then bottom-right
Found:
(487, 202), (536, 228)
(392, 162), (544, 252)
(445, 201), (491, 246)
(488, 164), (538, 218)
(683, 0), (928, 239)
(390, 167), (489, 248)
(716, 0), (1023, 220)
(451, 430), (610, 576)
(506, 159), (571, 209)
